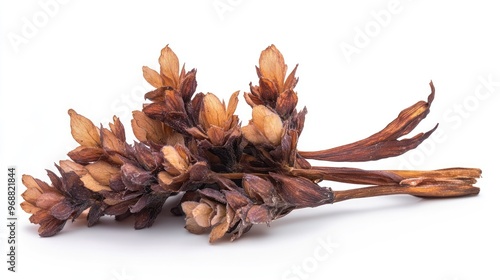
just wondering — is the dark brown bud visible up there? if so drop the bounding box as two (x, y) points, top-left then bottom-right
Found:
(242, 174), (277, 205)
(270, 173), (334, 208)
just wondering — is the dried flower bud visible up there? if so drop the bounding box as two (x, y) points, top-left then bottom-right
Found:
(68, 109), (100, 147)
(162, 145), (190, 175)
(259, 44), (287, 93)
(242, 174), (277, 205)
(242, 105), (283, 146)
(270, 173), (334, 208)
(67, 146), (105, 164)
(21, 44), (481, 243)
(181, 199), (230, 243)
(131, 110), (183, 145)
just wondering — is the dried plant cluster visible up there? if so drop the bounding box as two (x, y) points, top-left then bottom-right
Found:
(21, 45), (481, 242)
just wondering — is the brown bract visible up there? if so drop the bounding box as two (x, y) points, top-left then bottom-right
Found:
(21, 44), (482, 243)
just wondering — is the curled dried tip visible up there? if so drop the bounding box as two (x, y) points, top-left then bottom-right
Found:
(299, 81), (438, 162)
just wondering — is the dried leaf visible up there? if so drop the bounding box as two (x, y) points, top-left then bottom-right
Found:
(300, 82), (437, 162)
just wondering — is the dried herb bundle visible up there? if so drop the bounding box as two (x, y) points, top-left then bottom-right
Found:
(21, 45), (481, 242)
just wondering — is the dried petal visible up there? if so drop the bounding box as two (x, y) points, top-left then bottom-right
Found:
(59, 160), (86, 176)
(142, 66), (163, 88)
(192, 203), (213, 228)
(85, 161), (120, 185)
(211, 204), (226, 225)
(241, 123), (268, 145)
(226, 91), (239, 122)
(259, 44), (286, 92)
(67, 146), (105, 164)
(246, 205), (271, 224)
(50, 200), (74, 220)
(131, 110), (183, 145)
(38, 218), (66, 237)
(244, 105), (283, 145)
(80, 173), (113, 192)
(100, 127), (126, 156)
(179, 68), (197, 101)
(200, 93), (226, 128)
(36, 193), (64, 209)
(209, 219), (229, 243)
(207, 126), (225, 146)
(158, 45), (180, 89)
(21, 182), (42, 204)
(276, 89), (298, 118)
(242, 174), (276, 205)
(20, 201), (41, 214)
(162, 145), (189, 175)
(185, 217), (208, 234)
(121, 163), (155, 188)
(68, 109), (100, 147)
(109, 115), (126, 142)
(225, 190), (252, 210)
(181, 201), (199, 218)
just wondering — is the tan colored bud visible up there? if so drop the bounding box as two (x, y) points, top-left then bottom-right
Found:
(100, 127), (126, 156)
(68, 109), (100, 147)
(158, 45), (180, 89)
(162, 145), (189, 175)
(192, 203), (213, 228)
(58, 160), (86, 176)
(67, 146), (105, 164)
(271, 173), (334, 208)
(242, 174), (276, 204)
(200, 93), (226, 128)
(85, 161), (120, 186)
(80, 173), (113, 192)
(200, 91), (239, 130)
(242, 105), (284, 146)
(259, 44), (287, 93)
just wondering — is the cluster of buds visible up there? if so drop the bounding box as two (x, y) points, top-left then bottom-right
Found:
(21, 45), (481, 242)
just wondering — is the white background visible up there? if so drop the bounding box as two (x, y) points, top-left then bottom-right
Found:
(1, 1), (499, 279)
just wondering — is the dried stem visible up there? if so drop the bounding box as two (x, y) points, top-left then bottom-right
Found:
(332, 183), (480, 203)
